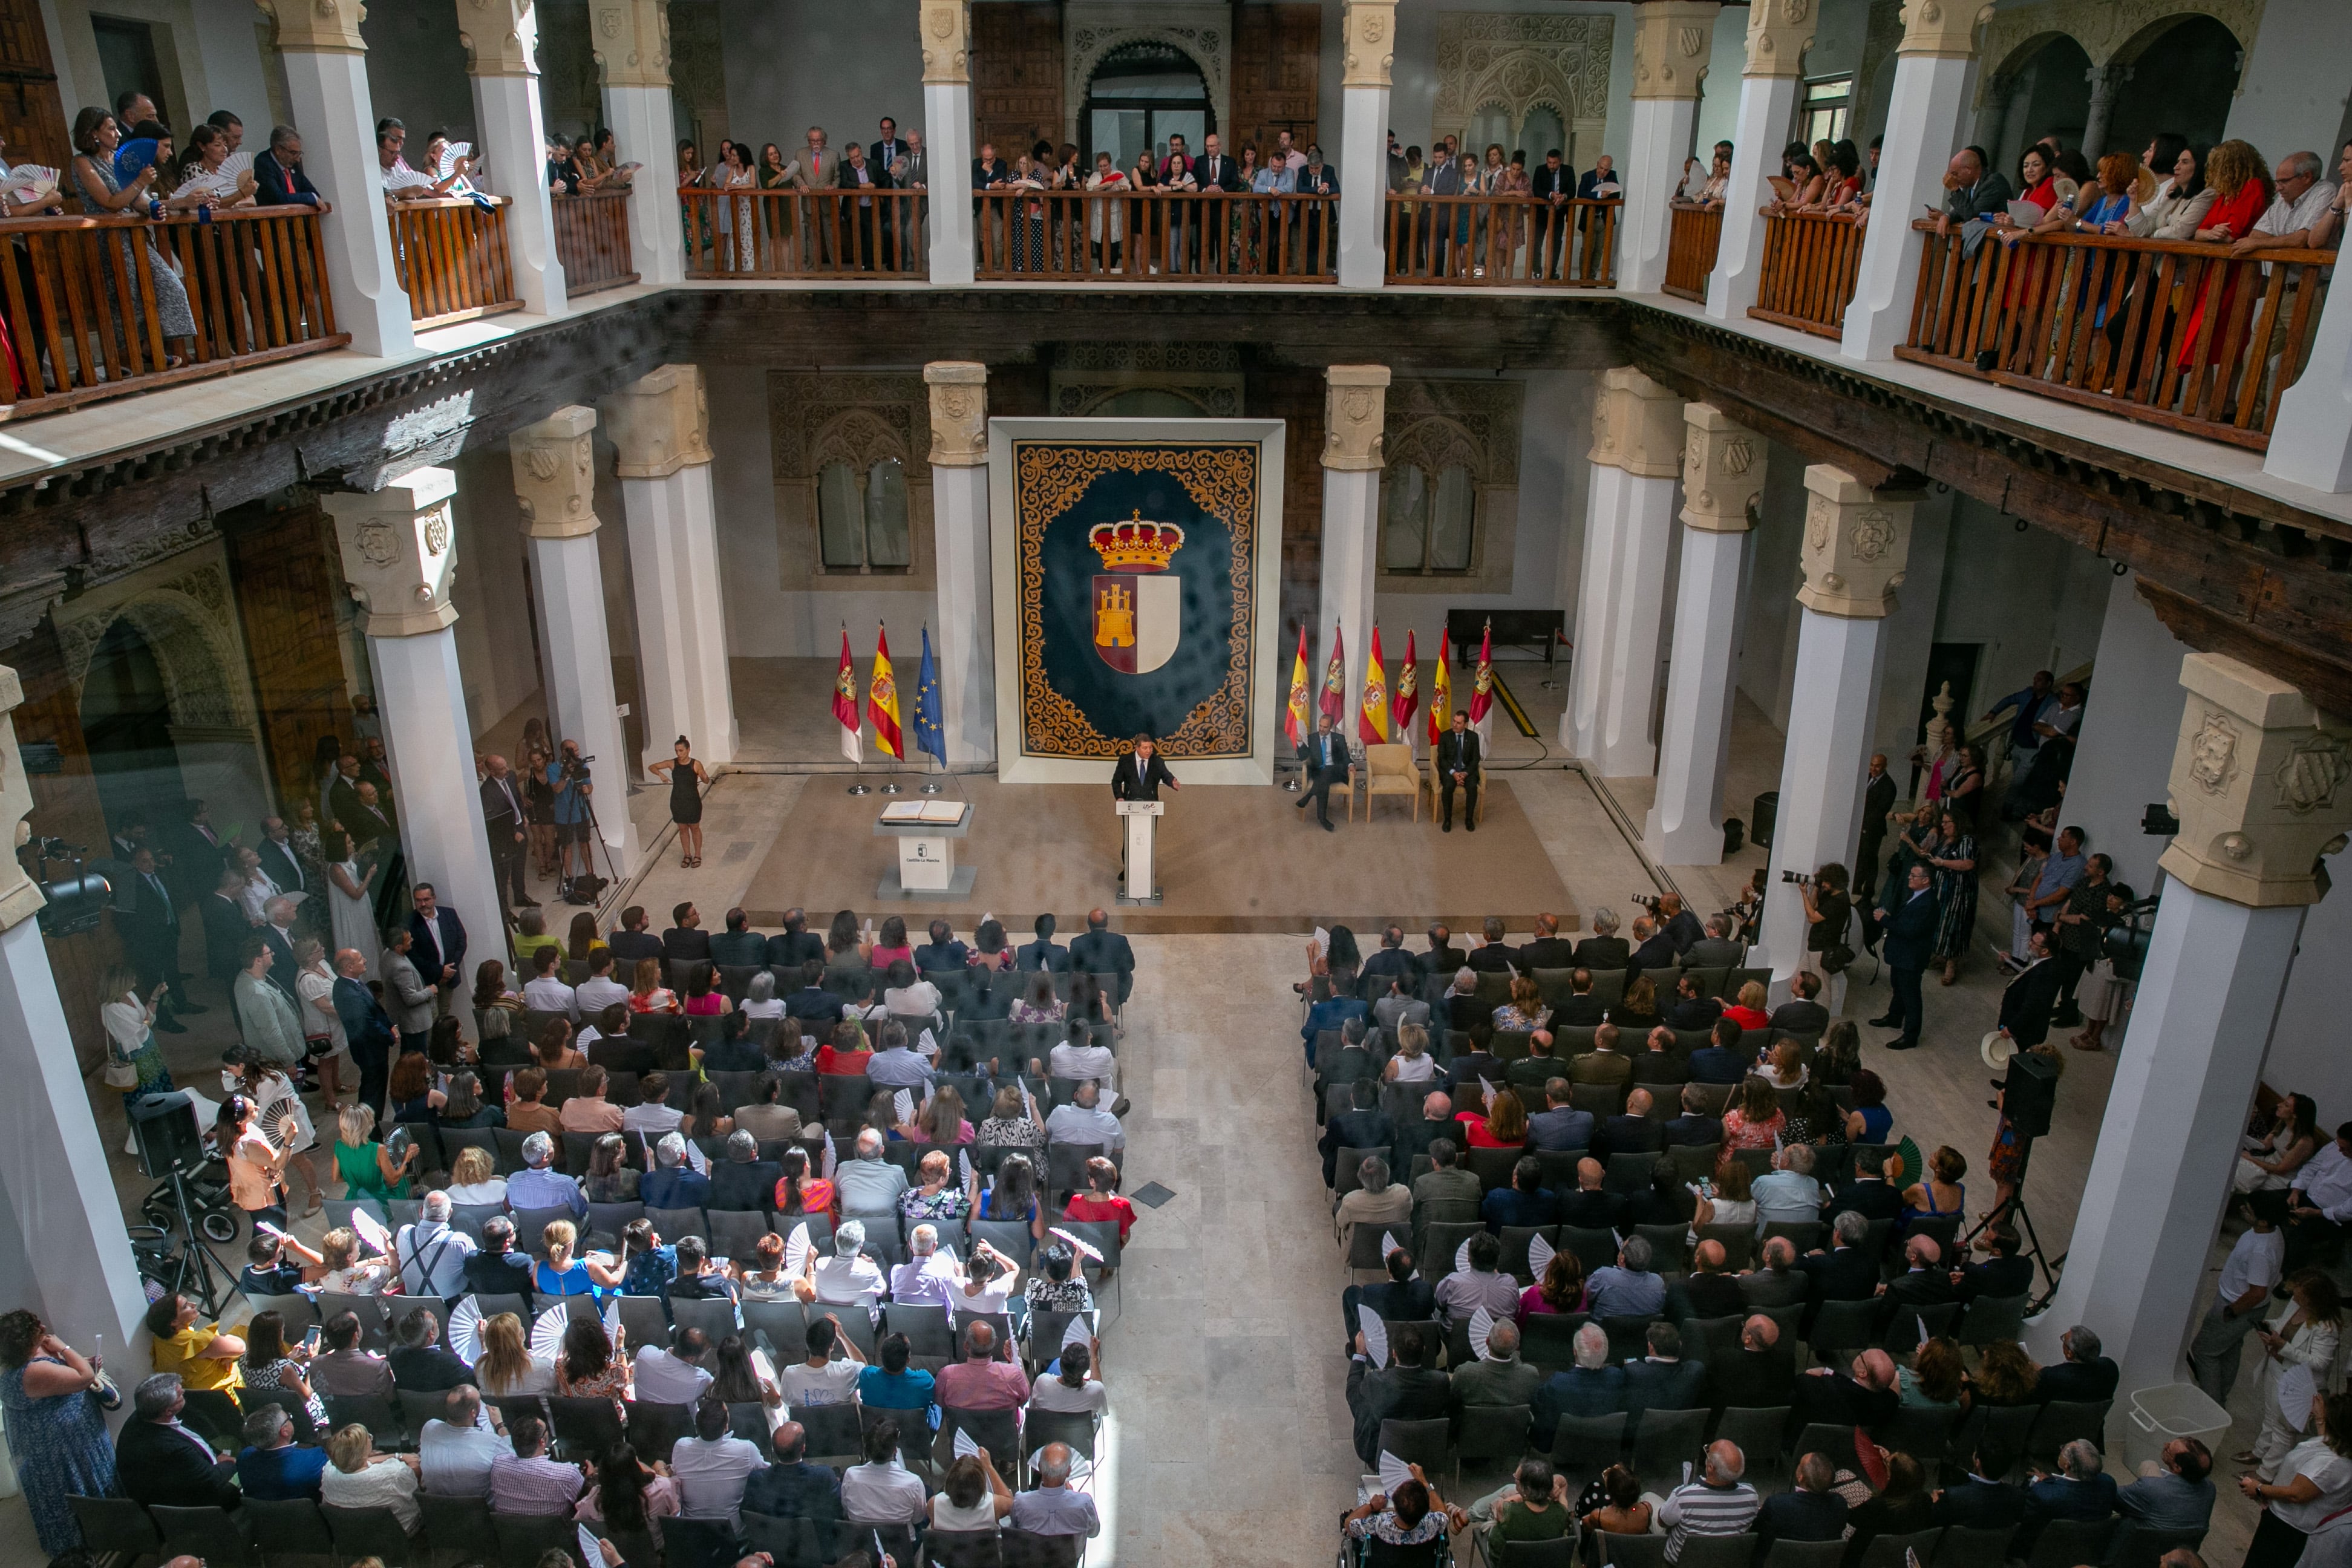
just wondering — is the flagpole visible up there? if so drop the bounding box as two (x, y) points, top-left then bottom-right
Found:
(843, 620), (871, 795)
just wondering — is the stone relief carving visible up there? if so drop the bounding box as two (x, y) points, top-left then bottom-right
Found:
(53, 549), (260, 733)
(2161, 652), (2352, 907)
(768, 371), (936, 593)
(1065, 3), (1230, 146)
(1976, 0), (2262, 94)
(1434, 13), (1615, 148)
(2187, 710), (2239, 794)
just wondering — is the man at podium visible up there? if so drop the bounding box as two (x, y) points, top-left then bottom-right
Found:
(1112, 734), (1180, 800)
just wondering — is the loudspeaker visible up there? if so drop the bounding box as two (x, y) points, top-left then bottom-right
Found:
(2001, 1051), (2059, 1140)
(128, 1090), (206, 1178)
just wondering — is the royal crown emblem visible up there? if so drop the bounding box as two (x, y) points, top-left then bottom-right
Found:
(1089, 512), (1186, 573)
(1091, 511), (1186, 676)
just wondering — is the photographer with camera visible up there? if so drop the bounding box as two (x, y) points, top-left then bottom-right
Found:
(547, 741), (595, 897)
(1791, 863), (1854, 1014)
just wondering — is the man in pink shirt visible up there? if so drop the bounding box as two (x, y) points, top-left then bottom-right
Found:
(932, 1322), (1030, 1410)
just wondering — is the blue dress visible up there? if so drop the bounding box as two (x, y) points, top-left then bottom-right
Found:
(1, 1359), (119, 1554)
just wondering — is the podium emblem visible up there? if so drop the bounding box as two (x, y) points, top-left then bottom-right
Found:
(1089, 512), (1186, 675)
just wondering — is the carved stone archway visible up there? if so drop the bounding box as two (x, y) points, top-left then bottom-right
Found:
(1064, 2), (1230, 151)
(1433, 12), (1616, 172)
(1976, 0), (2264, 102)
(54, 552), (258, 734)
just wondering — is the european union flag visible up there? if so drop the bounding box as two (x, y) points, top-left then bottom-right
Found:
(913, 627), (946, 767)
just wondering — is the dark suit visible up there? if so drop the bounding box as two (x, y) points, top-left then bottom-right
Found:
(1531, 1366), (1627, 1446)
(2034, 1357), (2120, 1404)
(1802, 1247), (1881, 1307)
(1321, 1109), (1395, 1187)
(766, 930), (826, 971)
(1879, 1267), (1958, 1334)
(1557, 1188), (1625, 1231)
(1855, 771), (1900, 923)
(201, 890), (253, 987)
(1827, 1179), (1904, 1229)
(1573, 936), (1630, 972)
(711, 1159), (782, 1212)
(1687, 1047), (1746, 1085)
(1715, 1344), (1796, 1409)
(1016, 938), (1071, 973)
(480, 771), (529, 906)
(710, 930), (768, 967)
(1881, 887), (1939, 1047)
(1957, 1255), (2036, 1302)
(786, 985), (844, 1022)
(1555, 995), (1607, 1027)
(1466, 944), (1515, 975)
(1598, 1114), (1659, 1157)
(1670, 1272), (1748, 1322)
(1516, 936), (1576, 973)
(408, 907), (467, 1002)
(1662, 1114), (1722, 1149)
(1436, 729), (1481, 827)
(1347, 1359), (1451, 1465)
(1769, 1001), (1830, 1036)
(1112, 751), (1177, 801)
(119, 1417), (241, 1509)
(1933, 1475), (2028, 1530)
(118, 865), (188, 1010)
(1423, 943), (1468, 978)
(1999, 958), (2064, 1050)
(255, 838), (309, 904)
(1070, 929), (1135, 1003)
(1758, 1488), (1849, 1548)
(1668, 996), (1723, 1031)
(609, 929), (665, 967)
(1621, 1357), (1708, 1426)
(1296, 730), (1351, 825)
(1529, 162), (1573, 275)
(336, 974), (395, 1115)
(1299, 161), (1338, 264)
(1739, 1269), (1810, 1311)
(1362, 948), (1419, 991)
(1630, 933), (1679, 979)
(1393, 1116), (1456, 1168)
(664, 927), (713, 965)
(1793, 1370), (1900, 1431)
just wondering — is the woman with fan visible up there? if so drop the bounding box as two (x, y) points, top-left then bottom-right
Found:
(218, 1093), (291, 1232)
(469, 1310), (555, 1397)
(555, 1314), (633, 1403)
(238, 1053), (322, 1218)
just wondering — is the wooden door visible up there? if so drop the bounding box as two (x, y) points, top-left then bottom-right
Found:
(0, 0), (69, 174)
(1231, 4), (1321, 152)
(973, 1), (1063, 161)
(226, 501), (352, 812)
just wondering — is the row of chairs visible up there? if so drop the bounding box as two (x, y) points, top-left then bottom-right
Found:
(1354, 960), (1774, 1014)
(1556, 1519), (2201, 1568)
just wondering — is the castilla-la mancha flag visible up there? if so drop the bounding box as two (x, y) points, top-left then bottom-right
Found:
(1467, 620), (1495, 748)
(1319, 624), (1347, 725)
(1393, 632), (1420, 753)
(1358, 627), (1390, 743)
(832, 629), (862, 765)
(867, 625), (904, 760)
(1284, 625), (1313, 748)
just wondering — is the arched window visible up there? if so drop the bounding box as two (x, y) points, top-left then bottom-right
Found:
(1085, 40), (1212, 169)
(1430, 464), (1476, 571)
(864, 459), (910, 568)
(817, 461), (864, 568)
(1382, 460), (1477, 575)
(817, 458), (914, 573)
(1382, 462), (1429, 571)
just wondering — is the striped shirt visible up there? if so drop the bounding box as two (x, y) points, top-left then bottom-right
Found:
(1660, 1480), (1760, 1561)
(488, 1452), (584, 1516)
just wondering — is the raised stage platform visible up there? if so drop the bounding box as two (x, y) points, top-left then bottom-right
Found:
(742, 773), (1580, 935)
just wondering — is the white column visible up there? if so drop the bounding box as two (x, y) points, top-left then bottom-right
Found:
(1337, 1), (1397, 289)
(464, 0), (567, 315)
(1969, 72), (2014, 160)
(2037, 653), (2352, 1396)
(328, 471), (507, 970)
(1706, 0), (1812, 322)
(1647, 404), (1765, 864)
(920, 1), (976, 286)
(1620, 2), (1720, 295)
(604, 364), (737, 770)
(2079, 64), (2125, 160)
(0, 668), (150, 1351)
(1838, 0), (1984, 361)
(2266, 272), (2352, 492)
(511, 407), (638, 872)
(596, 0), (685, 287)
(927, 362), (994, 763)
(1565, 465), (1628, 758)
(1319, 366), (1391, 705)
(1754, 466), (1915, 985)
(1566, 368), (1683, 776)
(266, 3), (414, 356)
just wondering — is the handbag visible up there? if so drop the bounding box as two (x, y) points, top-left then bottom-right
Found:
(102, 1045), (140, 1090)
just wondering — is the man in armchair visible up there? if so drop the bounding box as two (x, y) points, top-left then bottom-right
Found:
(1295, 713), (1352, 832)
(1436, 710), (1482, 832)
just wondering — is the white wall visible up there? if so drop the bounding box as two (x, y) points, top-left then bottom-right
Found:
(1736, 444), (1808, 734)
(1927, 494), (2110, 711)
(2226, 0), (2352, 161)
(1388, 0), (1636, 173)
(2262, 891), (2352, 1126)
(2060, 572), (2189, 895)
(47, 0), (274, 131)
(1873, 487), (1953, 762)
(362, 0), (476, 147)
(714, 0), (926, 158)
(1691, 9), (1749, 165)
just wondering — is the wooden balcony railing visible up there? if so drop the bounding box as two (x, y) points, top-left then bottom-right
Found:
(976, 189), (1336, 281)
(680, 187), (927, 278)
(390, 196), (521, 328)
(1384, 195), (1618, 286)
(1896, 220), (2331, 452)
(0, 206), (345, 417)
(1665, 200), (1723, 302)
(1750, 211), (1864, 338)
(552, 190), (638, 297)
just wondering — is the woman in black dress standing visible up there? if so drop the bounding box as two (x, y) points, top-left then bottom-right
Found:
(650, 736), (710, 868)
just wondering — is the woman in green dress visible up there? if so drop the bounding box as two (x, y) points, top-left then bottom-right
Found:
(332, 1102), (418, 1201)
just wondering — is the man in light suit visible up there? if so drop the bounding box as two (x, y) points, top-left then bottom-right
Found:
(1295, 713), (1351, 832)
(1878, 863), (1939, 1051)
(382, 926), (437, 1053)
(405, 883), (467, 1019)
(788, 125), (835, 264)
(479, 754), (532, 909)
(1436, 710), (1481, 832)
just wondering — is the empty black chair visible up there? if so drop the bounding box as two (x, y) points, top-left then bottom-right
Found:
(70, 1494), (163, 1558)
(150, 1504), (260, 1567)
(489, 1511), (578, 1567)
(244, 1495), (335, 1560)
(321, 1503), (415, 1568)
(662, 1515), (746, 1568)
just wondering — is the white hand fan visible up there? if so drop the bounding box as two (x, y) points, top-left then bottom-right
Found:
(350, 1207), (392, 1257)
(750, 1341), (778, 1383)
(173, 169), (235, 200)
(529, 1303), (567, 1359)
(437, 142), (473, 179)
(578, 1523), (606, 1568)
(958, 1150), (973, 1188)
(2281, 1362), (2319, 1430)
(1048, 1227), (1104, 1264)
(1020, 1081), (1038, 1119)
(1377, 1450), (1414, 1495)
(448, 1296), (485, 1364)
(1067, 1455), (1095, 1485)
(1060, 1313), (1094, 1350)
(783, 1222), (812, 1275)
(1469, 1305), (1495, 1362)
(219, 151), (253, 181)
(684, 1140), (711, 1176)
(1916, 1314), (1930, 1348)
(953, 1426), (981, 1460)
(918, 1027), (939, 1059)
(1455, 1236), (1474, 1275)
(253, 1219), (290, 1244)
(1529, 1233), (1557, 1278)
(1478, 1076), (1498, 1105)
(821, 1130), (838, 1181)
(604, 1296), (623, 1342)
(1357, 1304), (1389, 1367)
(383, 162), (433, 191)
(1380, 1232), (1402, 1260)
(1, 164), (57, 199)
(894, 1088), (915, 1125)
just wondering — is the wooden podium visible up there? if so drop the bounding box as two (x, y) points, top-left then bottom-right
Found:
(1117, 799), (1163, 906)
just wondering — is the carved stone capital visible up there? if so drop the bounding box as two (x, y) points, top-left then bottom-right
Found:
(592, 0), (670, 89)
(458, 0), (537, 77)
(0, 665), (42, 932)
(2158, 652), (2352, 907)
(1797, 464), (1912, 618)
(258, 0), (370, 56)
(1322, 365), (1392, 471)
(1342, 0), (1400, 90)
(1681, 403), (1765, 533)
(1633, 2), (1722, 101)
(329, 468), (462, 639)
(1897, 0), (1993, 59)
(509, 406), (600, 540)
(924, 362), (989, 468)
(920, 0), (970, 85)
(604, 364), (711, 478)
(1589, 366), (1684, 479)
(1743, 0), (1815, 78)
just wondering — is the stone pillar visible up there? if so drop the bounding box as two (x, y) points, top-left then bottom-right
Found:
(1564, 368), (1682, 777)
(1645, 404), (1765, 864)
(327, 471), (507, 972)
(1621, 1), (1720, 294)
(510, 407), (638, 874)
(604, 364), (736, 771)
(1706, 0), (1812, 322)
(259, 0), (413, 356)
(1970, 72), (2014, 162)
(595, 0), (685, 287)
(460, 0), (567, 315)
(1838, 0), (1987, 362)
(2079, 64), (2127, 160)
(921, 1), (976, 286)
(0, 667), (152, 1352)
(2266, 275), (2352, 493)
(2037, 653), (2352, 1396)
(926, 362), (993, 763)
(1337, 0), (1398, 289)
(1319, 366), (1391, 708)
(1754, 465), (1915, 984)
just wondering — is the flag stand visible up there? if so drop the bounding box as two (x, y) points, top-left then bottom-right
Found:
(847, 771), (871, 796)
(880, 777), (901, 795)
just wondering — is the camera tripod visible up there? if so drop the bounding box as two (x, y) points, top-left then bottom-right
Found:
(132, 1166), (238, 1316)
(1961, 1132), (2065, 1313)
(557, 760), (626, 908)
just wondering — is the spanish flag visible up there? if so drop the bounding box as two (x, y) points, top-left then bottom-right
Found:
(1283, 625), (1312, 748)
(1319, 624), (1347, 724)
(1467, 619), (1495, 748)
(867, 624), (904, 760)
(1393, 631), (1420, 753)
(1426, 637), (1453, 746)
(1359, 627), (1390, 743)
(832, 629), (862, 764)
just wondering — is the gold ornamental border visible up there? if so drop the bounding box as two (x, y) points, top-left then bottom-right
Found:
(1013, 440), (1260, 760)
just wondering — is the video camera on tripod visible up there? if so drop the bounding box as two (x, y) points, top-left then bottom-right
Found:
(26, 835), (111, 938)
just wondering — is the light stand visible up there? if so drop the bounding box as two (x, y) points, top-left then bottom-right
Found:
(560, 762), (626, 908)
(1961, 1134), (2063, 1313)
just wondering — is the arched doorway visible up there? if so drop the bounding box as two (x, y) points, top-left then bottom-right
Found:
(78, 617), (182, 837)
(2109, 16), (2241, 159)
(1085, 41), (1213, 170)
(1993, 35), (2093, 175)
